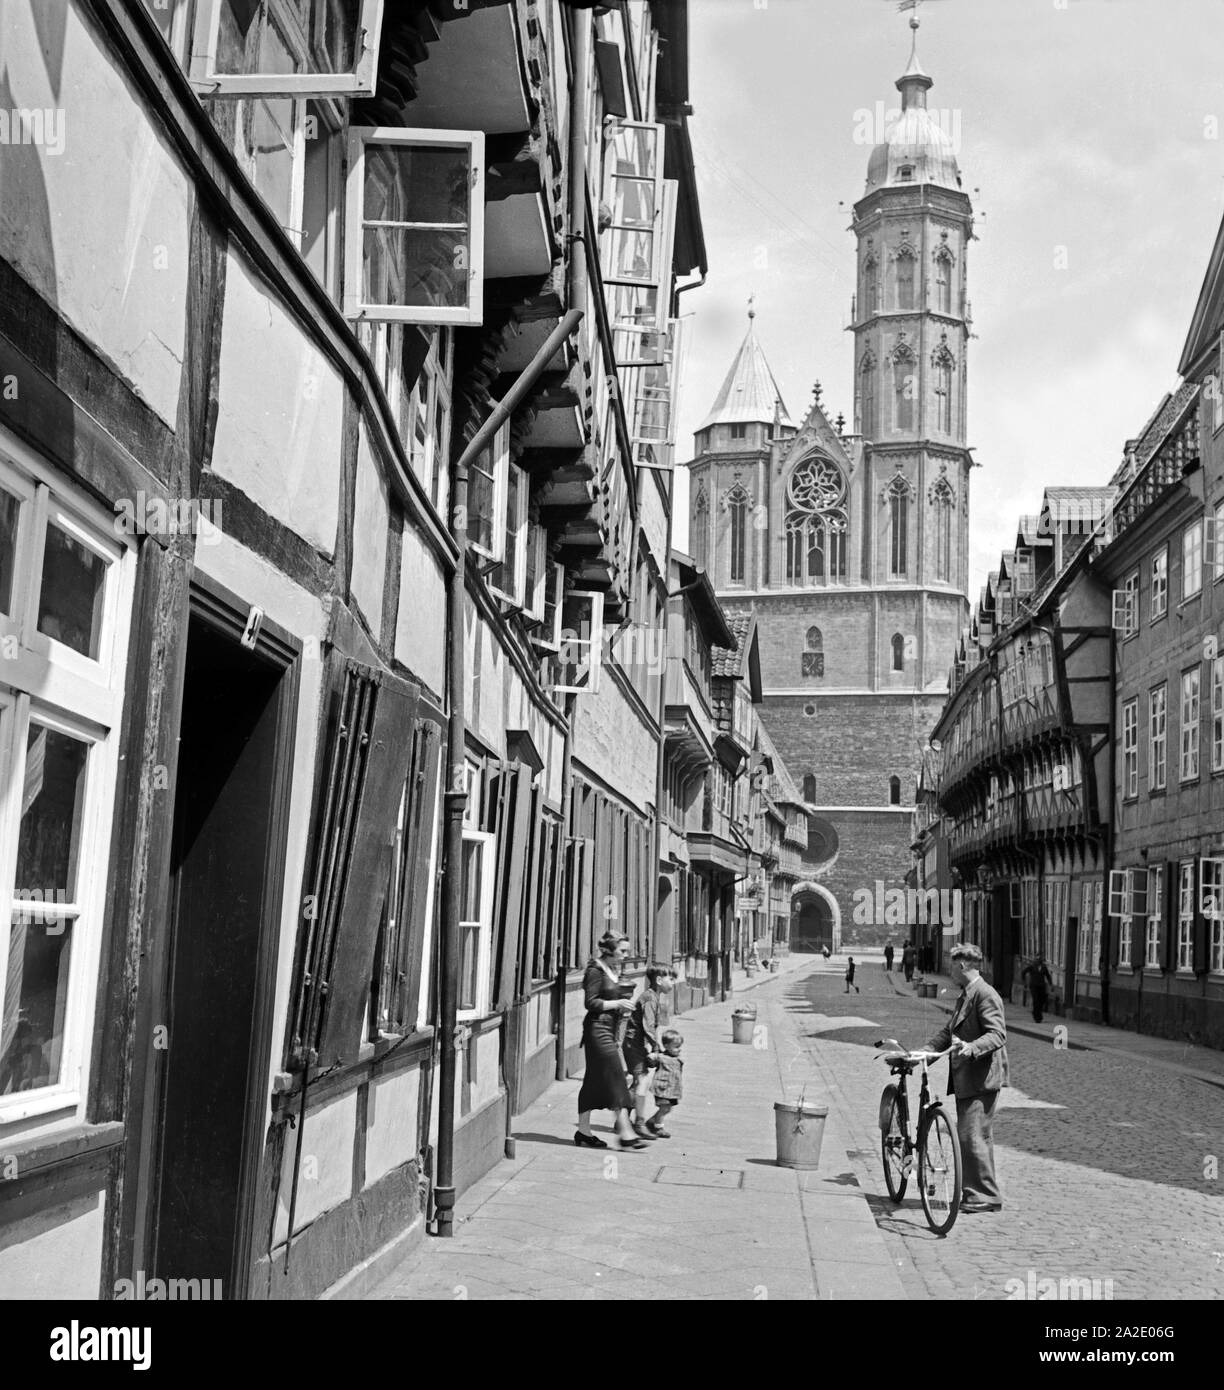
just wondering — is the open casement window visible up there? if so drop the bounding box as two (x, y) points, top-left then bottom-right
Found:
(601, 121), (666, 288)
(1107, 867), (1148, 921)
(1204, 516), (1223, 576)
(522, 522), (549, 625)
(531, 563), (565, 652)
(1111, 587), (1137, 637)
(467, 422), (510, 565)
(483, 762), (536, 1011)
(546, 591), (604, 694)
(288, 660), (418, 1072)
(611, 180), (677, 367)
(190, 0), (384, 97)
(345, 127), (485, 325)
(458, 830), (495, 1019)
(1202, 857), (1224, 974)
(372, 707), (443, 1038)
(489, 464), (530, 606)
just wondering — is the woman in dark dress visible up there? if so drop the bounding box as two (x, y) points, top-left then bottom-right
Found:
(575, 933), (645, 1149)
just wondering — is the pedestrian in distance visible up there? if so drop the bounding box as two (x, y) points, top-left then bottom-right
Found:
(648, 1029), (684, 1137)
(922, 942), (1008, 1213)
(575, 932), (646, 1150)
(822, 944), (831, 961)
(1022, 955), (1053, 1024)
(901, 942), (916, 984)
(623, 961), (672, 1140)
(844, 955), (860, 993)
(884, 942), (895, 973)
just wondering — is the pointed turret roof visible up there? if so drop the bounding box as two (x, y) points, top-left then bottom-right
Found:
(698, 306), (793, 432)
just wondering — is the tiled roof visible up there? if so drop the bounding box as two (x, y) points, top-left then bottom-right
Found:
(711, 610), (752, 678)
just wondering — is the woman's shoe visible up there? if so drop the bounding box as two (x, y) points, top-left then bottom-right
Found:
(646, 1123), (671, 1138)
(632, 1121), (659, 1141)
(574, 1130), (607, 1148)
(617, 1135), (648, 1149)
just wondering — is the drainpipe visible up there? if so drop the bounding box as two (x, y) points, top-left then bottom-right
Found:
(555, 692), (576, 1082)
(435, 307), (583, 1238)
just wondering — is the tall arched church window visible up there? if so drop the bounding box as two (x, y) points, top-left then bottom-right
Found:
(858, 353), (877, 436)
(890, 339), (916, 433)
(724, 483), (751, 583)
(932, 338), (955, 435)
(784, 456), (848, 588)
(930, 478), (954, 582)
(692, 485), (710, 570)
(889, 775), (902, 805)
(864, 251), (879, 312)
(934, 247), (954, 315)
(802, 625), (824, 678)
(891, 632), (905, 671)
(896, 246), (917, 311)
(885, 474), (912, 577)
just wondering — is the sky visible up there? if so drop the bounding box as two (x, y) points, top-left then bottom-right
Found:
(672, 0), (1224, 598)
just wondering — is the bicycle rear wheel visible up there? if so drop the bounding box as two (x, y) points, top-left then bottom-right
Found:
(918, 1106), (962, 1235)
(879, 1084), (908, 1202)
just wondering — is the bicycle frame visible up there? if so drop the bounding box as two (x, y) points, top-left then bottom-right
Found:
(877, 1045), (962, 1234)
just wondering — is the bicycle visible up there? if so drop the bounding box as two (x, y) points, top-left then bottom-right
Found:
(875, 1039), (963, 1235)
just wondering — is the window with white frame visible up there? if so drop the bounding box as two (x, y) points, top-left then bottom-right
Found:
(0, 442), (134, 1129)
(399, 328), (452, 510)
(601, 121), (665, 289)
(1213, 501), (1224, 582)
(457, 830), (494, 1018)
(1169, 860), (1191, 971)
(490, 463), (530, 607)
(1151, 546), (1168, 619)
(1149, 682), (1167, 792)
(1109, 867), (1147, 968)
(345, 127), (485, 325)
(1180, 667), (1200, 781)
(467, 421), (510, 564)
(1203, 857), (1224, 973)
(1122, 698), (1138, 798)
(1213, 654), (1224, 774)
(1145, 864), (1164, 968)
(1122, 569), (1140, 637)
(190, 0), (384, 97)
(1078, 881), (1095, 973)
(1182, 519), (1203, 600)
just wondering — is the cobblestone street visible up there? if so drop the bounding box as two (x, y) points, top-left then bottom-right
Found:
(367, 957), (1224, 1302)
(794, 962), (1224, 1302)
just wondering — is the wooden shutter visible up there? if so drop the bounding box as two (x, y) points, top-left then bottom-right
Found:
(291, 660), (419, 1070)
(1192, 860), (1209, 976)
(492, 762), (533, 1010)
(1161, 862), (1177, 973)
(392, 711), (444, 1033)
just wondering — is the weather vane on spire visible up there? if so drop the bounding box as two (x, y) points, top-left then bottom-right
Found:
(747, 292), (756, 321)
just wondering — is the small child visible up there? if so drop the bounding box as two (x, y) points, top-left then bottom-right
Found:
(648, 1029), (684, 1138)
(624, 962), (672, 1139)
(844, 955), (860, 993)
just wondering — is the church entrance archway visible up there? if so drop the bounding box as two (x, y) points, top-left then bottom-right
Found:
(790, 882), (841, 954)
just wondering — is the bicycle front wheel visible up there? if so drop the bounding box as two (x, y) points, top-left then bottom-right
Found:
(918, 1106), (962, 1235)
(879, 1084), (908, 1202)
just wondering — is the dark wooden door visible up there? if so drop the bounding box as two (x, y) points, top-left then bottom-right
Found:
(154, 613), (289, 1296)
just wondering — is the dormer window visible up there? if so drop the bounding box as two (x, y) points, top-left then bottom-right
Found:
(730, 424), (747, 441)
(898, 165), (915, 182)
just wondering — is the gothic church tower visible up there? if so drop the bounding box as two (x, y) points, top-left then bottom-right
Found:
(686, 16), (973, 951)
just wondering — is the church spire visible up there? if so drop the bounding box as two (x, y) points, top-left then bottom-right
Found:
(896, 11), (933, 111)
(698, 309), (793, 433)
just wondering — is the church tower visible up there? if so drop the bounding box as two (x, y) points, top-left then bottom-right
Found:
(685, 13), (973, 953)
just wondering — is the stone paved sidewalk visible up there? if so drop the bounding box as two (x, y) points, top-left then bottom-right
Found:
(367, 958), (908, 1300)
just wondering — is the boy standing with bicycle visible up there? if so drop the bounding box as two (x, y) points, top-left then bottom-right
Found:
(922, 943), (1008, 1214)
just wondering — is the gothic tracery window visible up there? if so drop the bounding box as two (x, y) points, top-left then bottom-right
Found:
(864, 250), (879, 313)
(934, 246), (954, 315)
(891, 632), (905, 671)
(933, 338), (955, 434)
(885, 473), (912, 577)
(858, 353), (877, 436)
(895, 245), (917, 311)
(931, 477), (954, 582)
(725, 482), (750, 583)
(891, 339), (916, 432)
(692, 485), (709, 570)
(784, 456), (847, 587)
(802, 625), (824, 678)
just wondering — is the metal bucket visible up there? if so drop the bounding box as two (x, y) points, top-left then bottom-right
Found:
(732, 1010), (757, 1044)
(774, 1100), (828, 1170)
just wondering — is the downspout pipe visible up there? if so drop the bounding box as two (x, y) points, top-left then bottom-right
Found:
(435, 306), (583, 1238)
